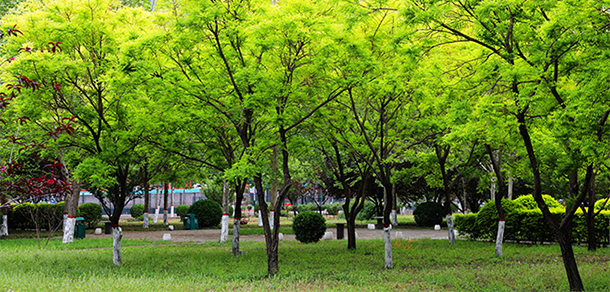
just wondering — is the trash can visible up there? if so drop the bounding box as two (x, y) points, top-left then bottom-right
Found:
(104, 222), (112, 234)
(183, 213), (198, 230)
(335, 222), (346, 240)
(75, 217), (86, 239)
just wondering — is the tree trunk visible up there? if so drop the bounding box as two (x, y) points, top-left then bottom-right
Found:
(254, 175), (279, 275)
(586, 210), (596, 251)
(495, 220), (505, 256)
(63, 178), (80, 243)
(557, 230), (584, 291)
(383, 186), (393, 269)
(220, 179), (229, 243)
(154, 186), (160, 223)
(112, 226), (123, 266)
(446, 214), (456, 244)
(391, 183), (398, 226)
(270, 210), (275, 231)
(508, 176), (514, 200)
(346, 215), (357, 249)
(258, 210), (262, 226)
(143, 180), (150, 228)
(1, 210), (8, 236)
(232, 219), (242, 255)
(163, 182), (169, 226)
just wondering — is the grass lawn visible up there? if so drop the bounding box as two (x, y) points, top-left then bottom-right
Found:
(0, 236), (608, 291)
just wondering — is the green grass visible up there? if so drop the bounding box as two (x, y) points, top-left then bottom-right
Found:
(0, 236), (608, 291)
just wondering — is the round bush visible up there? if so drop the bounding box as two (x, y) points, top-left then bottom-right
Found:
(130, 204), (145, 219)
(413, 201), (445, 227)
(293, 211), (326, 243)
(176, 205), (189, 217)
(188, 199), (222, 228)
(514, 194), (563, 210)
(78, 203), (102, 229)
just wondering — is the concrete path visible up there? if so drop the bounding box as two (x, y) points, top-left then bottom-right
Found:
(90, 227), (448, 243)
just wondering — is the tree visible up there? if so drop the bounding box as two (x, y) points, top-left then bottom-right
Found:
(2, 0), (156, 265)
(405, 1), (610, 289)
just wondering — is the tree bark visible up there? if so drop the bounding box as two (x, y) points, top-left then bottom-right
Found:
(112, 226), (123, 266)
(220, 180), (230, 243)
(232, 219), (242, 255)
(446, 214), (456, 244)
(163, 182), (169, 226)
(495, 220), (505, 256)
(1, 210), (8, 236)
(63, 180), (80, 243)
(143, 178), (150, 229)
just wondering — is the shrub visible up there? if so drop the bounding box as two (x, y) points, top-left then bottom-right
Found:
(188, 199), (222, 228)
(454, 213), (478, 238)
(514, 194), (563, 210)
(12, 203), (36, 230)
(36, 203), (63, 230)
(413, 201), (444, 227)
(594, 199), (610, 211)
(293, 211), (326, 243)
(356, 201), (377, 221)
(228, 205), (234, 217)
(176, 205), (189, 217)
(297, 203), (317, 213)
(280, 210), (288, 217)
(78, 203), (102, 229)
(475, 199), (520, 240)
(130, 204), (145, 219)
(323, 203), (341, 215)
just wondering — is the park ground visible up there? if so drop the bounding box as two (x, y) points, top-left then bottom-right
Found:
(1, 215), (609, 291)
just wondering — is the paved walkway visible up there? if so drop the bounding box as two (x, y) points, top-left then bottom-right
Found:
(90, 226), (449, 243)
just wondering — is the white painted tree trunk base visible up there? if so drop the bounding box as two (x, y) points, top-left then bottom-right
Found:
(113, 226), (123, 266)
(232, 219), (242, 255)
(270, 211), (275, 231)
(154, 206), (159, 223)
(384, 225), (393, 269)
(258, 211), (263, 226)
(220, 214), (229, 243)
(392, 209), (398, 226)
(170, 206), (175, 218)
(495, 220), (505, 256)
(446, 214), (456, 245)
(163, 209), (168, 226)
(63, 216), (76, 243)
(1, 214), (8, 236)
(143, 212), (149, 229)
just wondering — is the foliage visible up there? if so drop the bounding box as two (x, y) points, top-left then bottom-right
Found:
(514, 195), (564, 210)
(77, 203), (102, 229)
(474, 199), (520, 240)
(323, 203), (341, 215)
(457, 207), (607, 245)
(296, 203), (317, 213)
(356, 201), (377, 221)
(188, 200), (222, 228)
(292, 211), (326, 244)
(593, 199), (610, 211)
(176, 205), (189, 218)
(11, 203), (36, 230)
(413, 202), (445, 227)
(129, 204), (145, 219)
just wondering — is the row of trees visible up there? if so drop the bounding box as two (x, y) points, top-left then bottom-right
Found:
(1, 0), (609, 290)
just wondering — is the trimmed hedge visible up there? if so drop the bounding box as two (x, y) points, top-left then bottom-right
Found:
(455, 204), (610, 244)
(78, 203), (102, 229)
(513, 194), (563, 210)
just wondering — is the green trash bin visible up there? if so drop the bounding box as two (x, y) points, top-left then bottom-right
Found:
(75, 217), (86, 239)
(184, 213), (198, 230)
